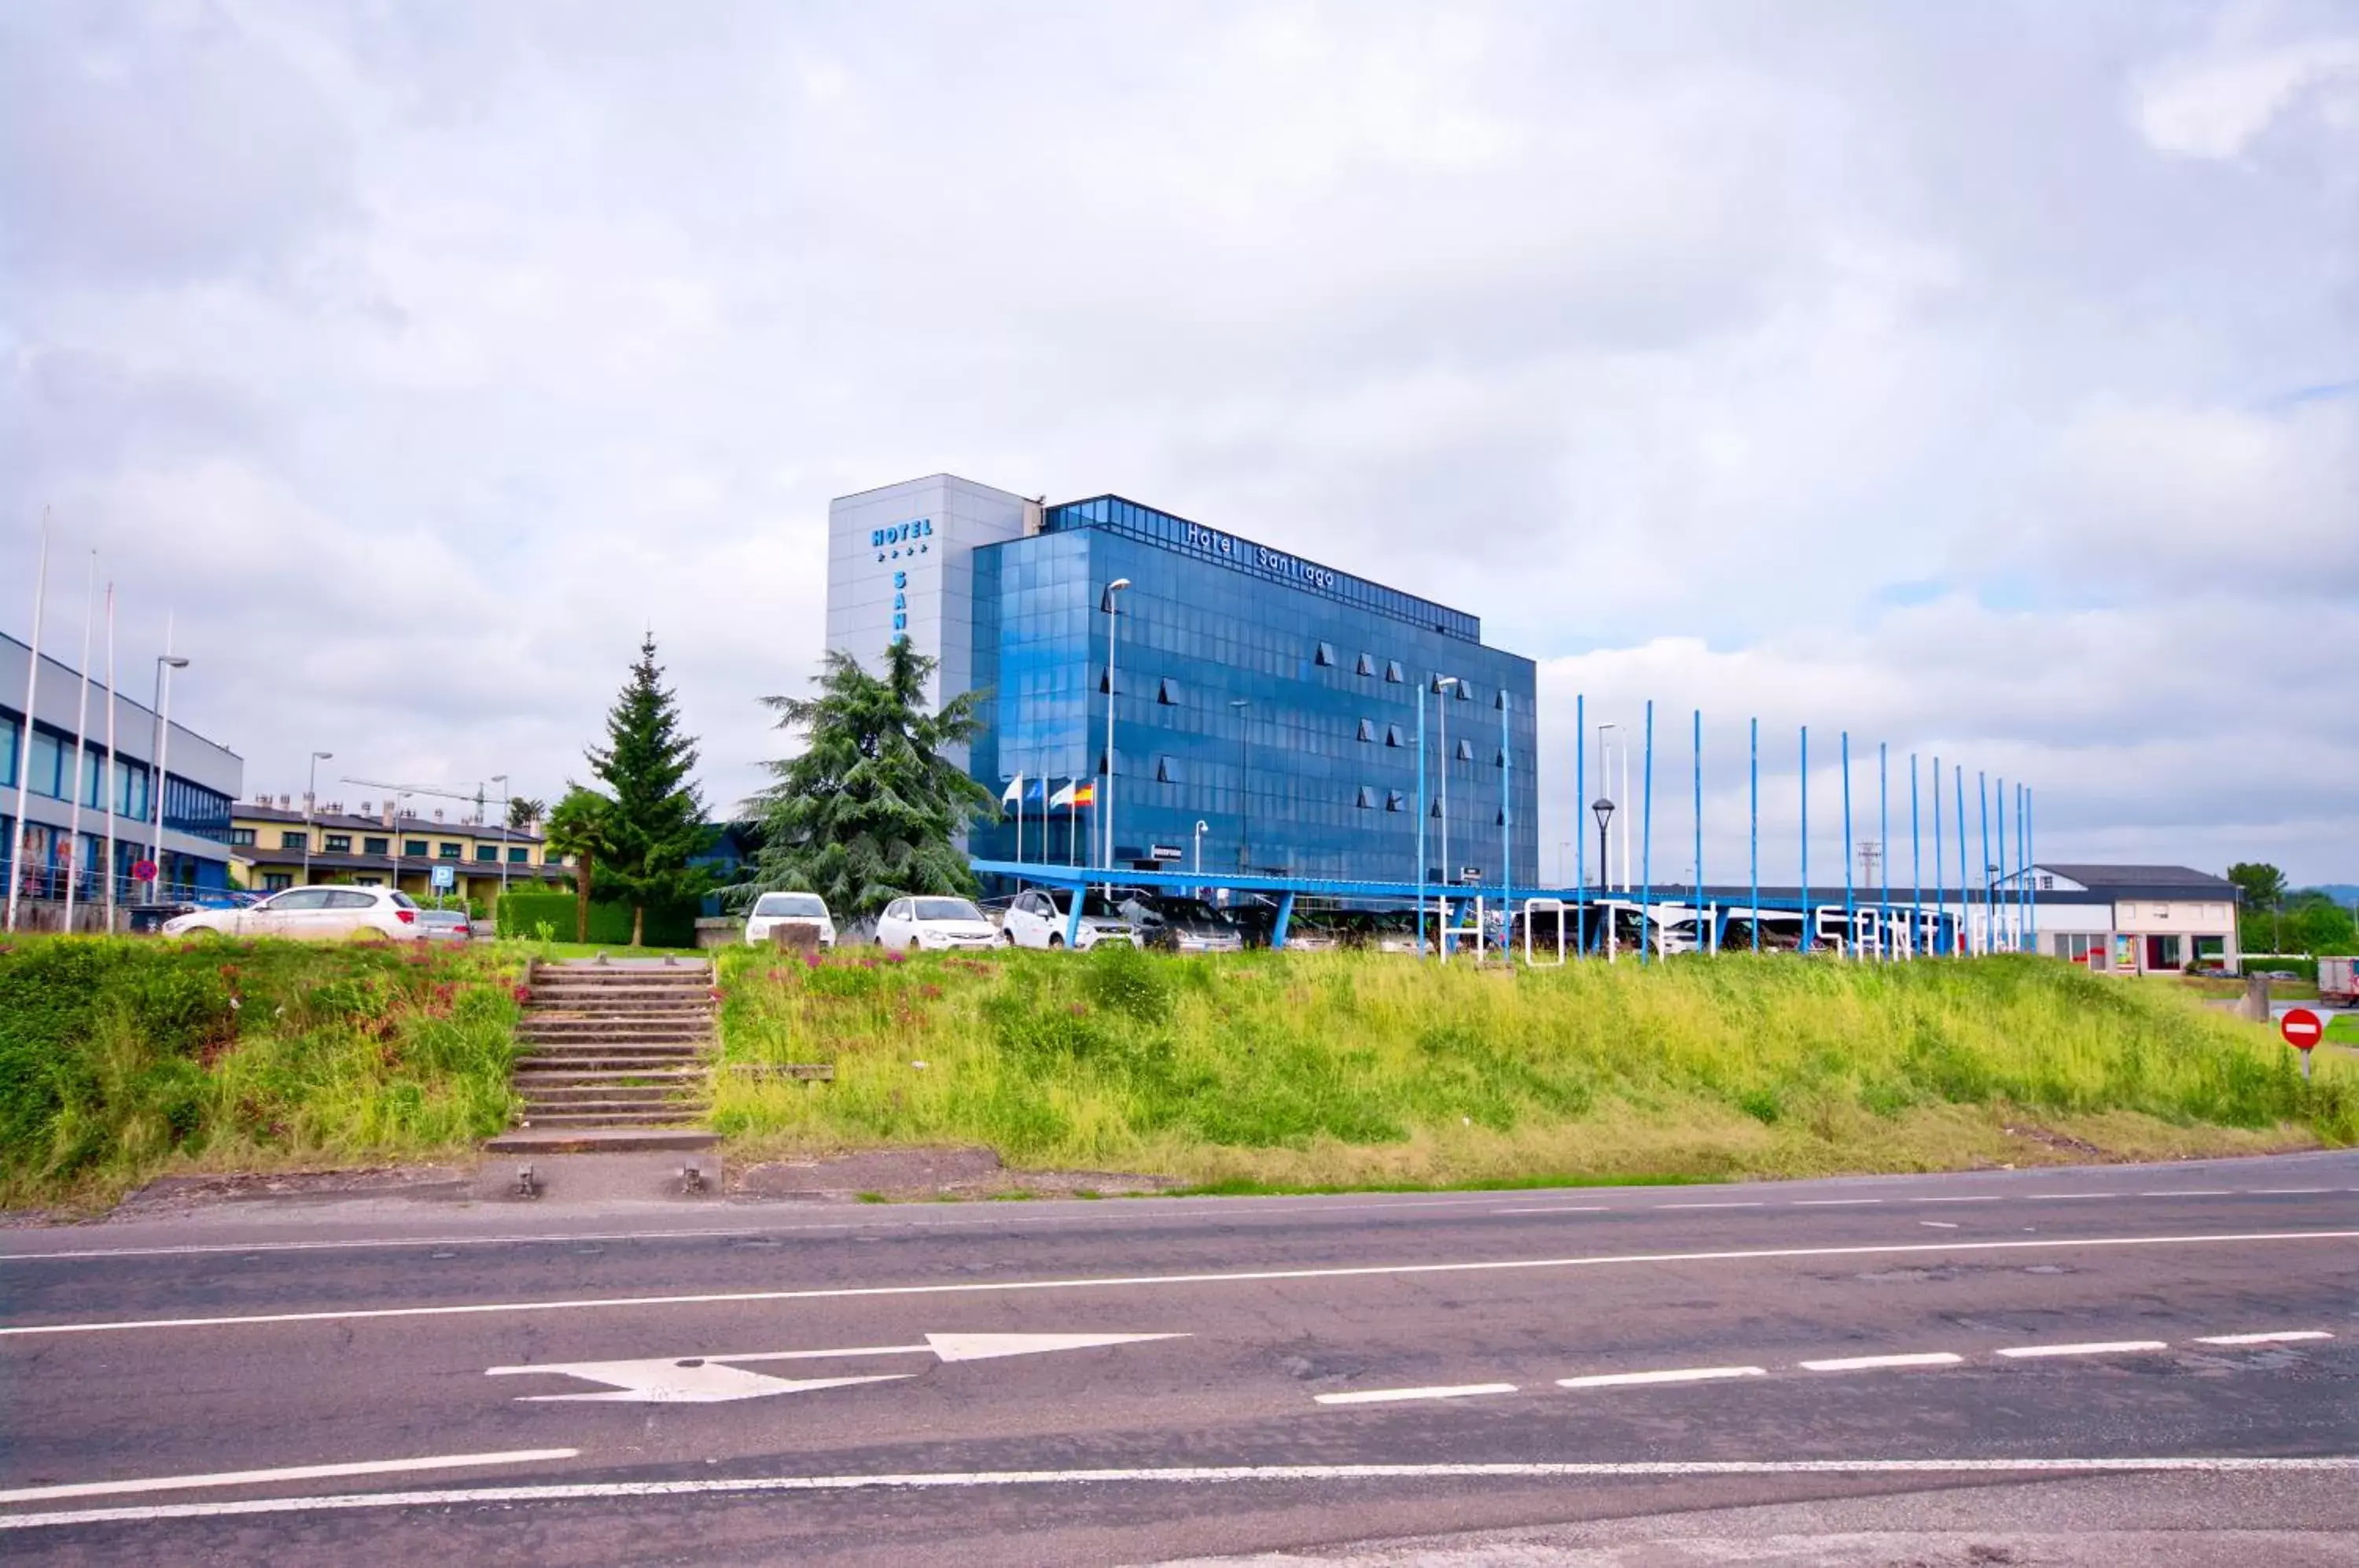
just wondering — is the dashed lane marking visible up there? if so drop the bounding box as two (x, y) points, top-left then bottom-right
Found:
(1558, 1366), (1765, 1389)
(6, 1458), (2355, 1531)
(1798, 1353), (1964, 1372)
(1493, 1205), (1611, 1214)
(2195, 1331), (2335, 1345)
(1314, 1383), (1518, 1405)
(1996, 1341), (2169, 1359)
(1655, 1202), (1766, 1210)
(6, 1231), (2350, 1338)
(1790, 1198), (1883, 1206)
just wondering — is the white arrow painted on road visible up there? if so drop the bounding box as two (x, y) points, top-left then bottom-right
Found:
(486, 1331), (1187, 1404)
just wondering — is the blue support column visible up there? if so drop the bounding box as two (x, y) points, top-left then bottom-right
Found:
(1691, 708), (1702, 951)
(1272, 890), (1296, 951)
(1799, 725), (1810, 951)
(1640, 699), (1655, 966)
(1932, 753), (1945, 954)
(1575, 692), (1587, 958)
(1416, 683), (1427, 961)
(1064, 893), (1087, 948)
(1749, 716), (1760, 952)
(1842, 731), (1854, 959)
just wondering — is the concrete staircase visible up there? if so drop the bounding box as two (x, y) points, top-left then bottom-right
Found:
(488, 958), (719, 1153)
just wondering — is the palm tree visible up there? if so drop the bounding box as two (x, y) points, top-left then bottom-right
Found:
(543, 786), (614, 944)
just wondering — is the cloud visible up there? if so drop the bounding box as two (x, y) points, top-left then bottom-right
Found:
(0, 0), (2352, 884)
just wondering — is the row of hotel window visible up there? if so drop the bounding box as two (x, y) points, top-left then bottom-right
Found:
(231, 827), (532, 863)
(2, 714), (162, 819)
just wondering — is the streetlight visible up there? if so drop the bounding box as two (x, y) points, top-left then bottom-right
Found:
(147, 653), (190, 897)
(303, 751), (333, 886)
(1193, 819), (1209, 881)
(1592, 794), (1617, 960)
(1100, 578), (1131, 885)
(1229, 698), (1249, 870)
(491, 772), (512, 914)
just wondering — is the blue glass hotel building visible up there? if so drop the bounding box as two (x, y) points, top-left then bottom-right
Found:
(826, 476), (1536, 888)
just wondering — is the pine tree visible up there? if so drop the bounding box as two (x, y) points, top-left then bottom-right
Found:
(586, 634), (711, 945)
(743, 642), (995, 918)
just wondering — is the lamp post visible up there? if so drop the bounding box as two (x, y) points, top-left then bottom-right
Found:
(147, 653), (190, 898)
(491, 773), (511, 915)
(1100, 577), (1131, 886)
(1592, 794), (1616, 961)
(1193, 819), (1208, 881)
(1229, 698), (1249, 870)
(303, 751), (333, 885)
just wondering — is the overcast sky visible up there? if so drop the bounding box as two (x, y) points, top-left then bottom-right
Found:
(4, 1), (2354, 884)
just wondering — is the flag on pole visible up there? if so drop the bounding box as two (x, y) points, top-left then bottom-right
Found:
(1000, 775), (1025, 809)
(1067, 781), (1096, 808)
(1050, 779), (1078, 811)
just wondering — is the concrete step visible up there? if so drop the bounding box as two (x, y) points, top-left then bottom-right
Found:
(486, 1126), (719, 1154)
(511, 1110), (711, 1129)
(515, 1055), (708, 1073)
(518, 1025), (712, 1042)
(515, 1068), (708, 1087)
(524, 994), (716, 1008)
(520, 1014), (713, 1029)
(521, 1083), (707, 1106)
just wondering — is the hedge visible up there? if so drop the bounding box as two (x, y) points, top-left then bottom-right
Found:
(495, 889), (701, 948)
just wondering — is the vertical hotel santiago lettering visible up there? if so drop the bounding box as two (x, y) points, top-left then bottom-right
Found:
(873, 518), (933, 642)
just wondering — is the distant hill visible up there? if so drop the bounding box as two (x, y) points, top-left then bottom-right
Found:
(2303, 883), (2359, 904)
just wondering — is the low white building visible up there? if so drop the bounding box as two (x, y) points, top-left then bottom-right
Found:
(2000, 863), (2240, 975)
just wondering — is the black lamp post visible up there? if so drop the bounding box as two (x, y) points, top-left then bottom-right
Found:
(1591, 796), (1616, 890)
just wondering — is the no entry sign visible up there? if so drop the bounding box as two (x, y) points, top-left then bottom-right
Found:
(2280, 1007), (2323, 1051)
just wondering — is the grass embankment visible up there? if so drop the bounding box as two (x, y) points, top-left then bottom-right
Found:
(712, 947), (2355, 1189)
(0, 936), (523, 1209)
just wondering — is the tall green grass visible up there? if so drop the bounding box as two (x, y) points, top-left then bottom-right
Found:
(712, 946), (2353, 1186)
(0, 936), (524, 1208)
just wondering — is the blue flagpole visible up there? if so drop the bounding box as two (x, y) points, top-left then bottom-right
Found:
(1749, 716), (1760, 952)
(2026, 786), (2037, 955)
(1978, 770), (1991, 957)
(1878, 741), (1890, 960)
(1932, 753), (1945, 954)
(1799, 725), (1810, 952)
(1842, 731), (1854, 959)
(1575, 692), (1587, 957)
(1909, 753), (1921, 959)
(1954, 764), (1968, 959)
(1692, 708), (1703, 955)
(2015, 781), (2028, 952)
(1500, 690), (1511, 958)
(1416, 683), (1427, 961)
(1640, 699), (1655, 966)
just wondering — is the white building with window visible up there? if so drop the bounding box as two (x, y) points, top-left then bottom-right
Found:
(2002, 863), (2241, 975)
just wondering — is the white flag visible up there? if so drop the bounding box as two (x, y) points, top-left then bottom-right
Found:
(1001, 774), (1025, 806)
(1048, 778), (1078, 810)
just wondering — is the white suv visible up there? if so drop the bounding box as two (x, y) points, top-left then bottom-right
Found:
(874, 896), (999, 951)
(1000, 889), (1137, 951)
(745, 891), (837, 949)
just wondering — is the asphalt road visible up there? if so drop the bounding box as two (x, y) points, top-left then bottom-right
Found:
(2, 1153), (2355, 1565)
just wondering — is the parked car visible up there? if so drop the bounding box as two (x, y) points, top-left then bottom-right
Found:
(161, 886), (425, 942)
(744, 891), (837, 949)
(874, 896), (999, 951)
(416, 909), (473, 941)
(999, 888), (1137, 950)
(1117, 893), (1245, 954)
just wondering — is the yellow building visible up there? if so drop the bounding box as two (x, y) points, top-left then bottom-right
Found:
(229, 794), (568, 908)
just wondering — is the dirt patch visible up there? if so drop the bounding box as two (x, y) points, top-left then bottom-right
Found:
(731, 1146), (1179, 1202)
(2000, 1124), (2110, 1161)
(102, 1165), (476, 1220)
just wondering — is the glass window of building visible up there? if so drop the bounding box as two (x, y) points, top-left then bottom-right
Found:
(280, 830), (308, 850)
(1384, 660), (1404, 683)
(437, 842), (462, 859)
(1356, 718), (1374, 742)
(324, 834), (351, 852)
(1385, 724), (1404, 747)
(1456, 679), (1471, 701)
(1456, 739), (1474, 761)
(507, 846), (529, 863)
(365, 836), (390, 856)
(1354, 786), (1375, 809)
(1386, 790), (1406, 812)
(1355, 652), (1375, 676)
(0, 712), (16, 788)
(230, 827), (256, 847)
(1156, 756), (1180, 783)
(404, 839), (429, 856)
(476, 845), (498, 861)
(1157, 677), (1178, 705)
(1314, 642), (1336, 667)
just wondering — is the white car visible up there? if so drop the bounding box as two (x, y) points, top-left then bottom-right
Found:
(1000, 888), (1137, 951)
(745, 891), (837, 948)
(874, 896), (1000, 952)
(162, 886), (427, 942)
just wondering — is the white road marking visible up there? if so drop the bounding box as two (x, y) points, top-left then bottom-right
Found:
(1493, 1205), (1610, 1215)
(1798, 1353), (1964, 1371)
(1655, 1202), (1765, 1210)
(2140, 1190), (2232, 1198)
(0, 1448), (578, 1506)
(2030, 1193), (2118, 1201)
(1919, 1220), (1960, 1228)
(1995, 1341), (2169, 1359)
(6, 1229), (2350, 1338)
(1790, 1198), (1882, 1206)
(1916, 1195), (2003, 1204)
(16, 1456), (2349, 1529)
(1314, 1383), (1518, 1405)
(487, 1331), (1187, 1403)
(1558, 1366), (1765, 1388)
(2194, 1331), (2334, 1345)
(2247, 1187), (2332, 1195)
